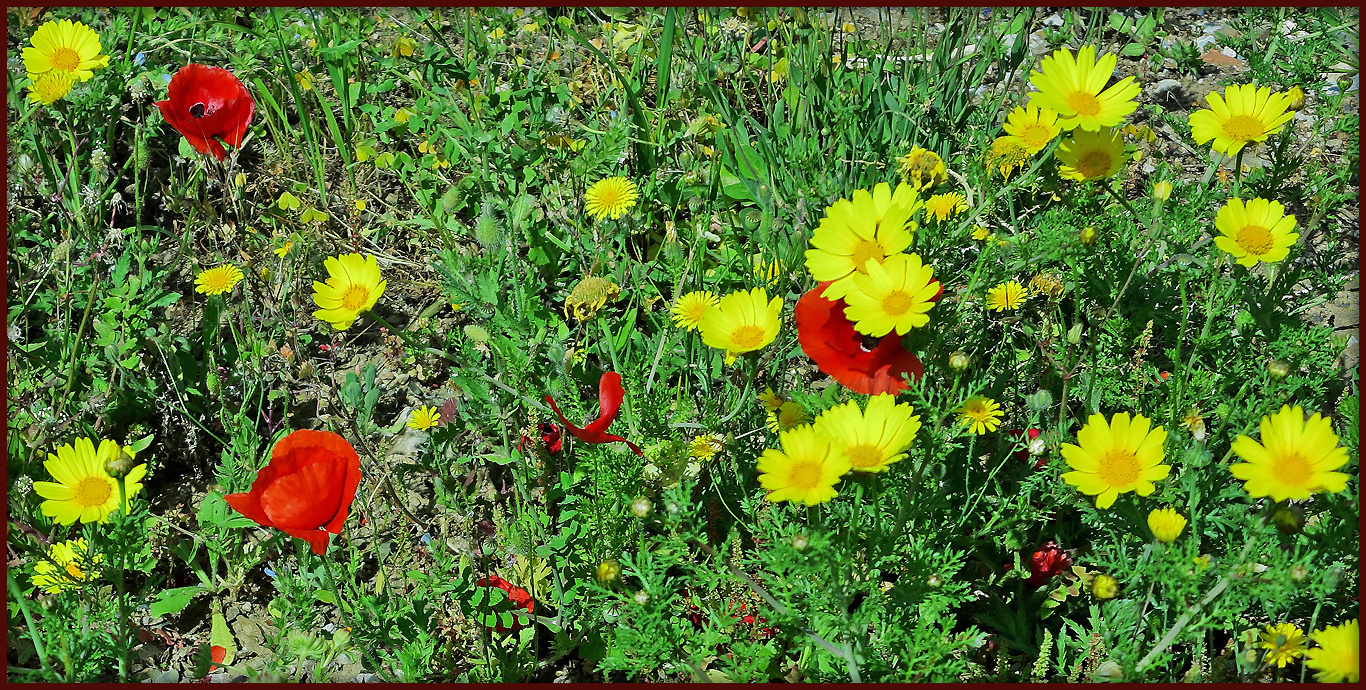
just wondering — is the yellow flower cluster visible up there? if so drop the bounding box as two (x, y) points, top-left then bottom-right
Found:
(23, 19), (110, 105)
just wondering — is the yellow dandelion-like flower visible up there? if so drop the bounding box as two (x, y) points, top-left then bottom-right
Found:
(689, 435), (723, 461)
(812, 393), (920, 473)
(33, 438), (147, 525)
(1212, 197), (1299, 267)
(767, 401), (811, 433)
(671, 290), (719, 330)
(1028, 272), (1065, 299)
(986, 280), (1026, 312)
(584, 176), (639, 221)
(842, 253), (941, 337)
(31, 538), (102, 594)
(1259, 622), (1308, 668)
(756, 425), (851, 506)
(27, 70), (75, 105)
(1091, 573), (1119, 599)
(408, 406), (441, 431)
(274, 240), (294, 258)
(1189, 83), (1296, 156)
(1056, 128), (1126, 181)
(1305, 619), (1358, 683)
(1229, 404), (1349, 502)
(971, 225), (992, 241)
(758, 387), (784, 412)
(698, 287), (783, 365)
(1146, 507), (1187, 543)
(1028, 45), (1140, 132)
(563, 275), (621, 322)
(23, 19), (110, 82)
(194, 265), (244, 296)
(895, 147), (948, 190)
(804, 182), (922, 301)
(1002, 103), (1062, 154)
(311, 253), (387, 331)
(1060, 412), (1170, 509)
(957, 396), (1003, 435)
(924, 192), (968, 222)
(985, 135), (1031, 179)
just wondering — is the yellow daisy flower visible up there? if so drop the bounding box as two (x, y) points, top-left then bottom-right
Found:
(804, 181), (922, 301)
(986, 136), (1031, 179)
(671, 290), (719, 330)
(31, 538), (102, 594)
(756, 424), (852, 506)
(1002, 103), (1062, 154)
(1212, 197), (1299, 267)
(27, 70), (75, 105)
(311, 253), (387, 331)
(23, 19), (110, 82)
(584, 176), (639, 221)
(986, 280), (1025, 312)
(842, 252), (940, 337)
(1146, 507), (1187, 543)
(971, 225), (992, 241)
(274, 240), (295, 258)
(1060, 412), (1170, 509)
(924, 192), (968, 222)
(697, 287), (782, 365)
(895, 147), (948, 190)
(689, 435), (722, 461)
(1056, 128), (1126, 181)
(957, 396), (1003, 435)
(408, 406), (441, 431)
(194, 264), (244, 296)
(758, 387), (784, 412)
(1027, 45), (1140, 132)
(33, 438), (147, 525)
(812, 393), (921, 473)
(1305, 619), (1358, 683)
(1259, 622), (1308, 668)
(1189, 83), (1296, 156)
(766, 400), (810, 433)
(1229, 404), (1349, 502)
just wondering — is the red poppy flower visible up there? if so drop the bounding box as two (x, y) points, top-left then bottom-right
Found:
(1025, 541), (1072, 587)
(477, 575), (536, 633)
(545, 371), (643, 456)
(518, 423), (563, 455)
(224, 429), (362, 556)
(154, 64), (255, 161)
(1008, 428), (1045, 469)
(794, 281), (930, 395)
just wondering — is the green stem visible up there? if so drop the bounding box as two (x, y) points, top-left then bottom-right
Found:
(7, 570), (53, 677)
(114, 480), (131, 682)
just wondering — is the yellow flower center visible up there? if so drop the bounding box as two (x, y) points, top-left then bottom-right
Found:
(1235, 224), (1274, 256)
(846, 444), (883, 469)
(730, 324), (766, 350)
(340, 285), (371, 311)
(65, 563), (84, 581)
(881, 290), (913, 317)
(73, 476), (112, 508)
(1221, 114), (1265, 142)
(788, 461), (823, 489)
(1077, 151), (1113, 178)
(1097, 449), (1140, 487)
(1067, 91), (1101, 117)
(1022, 124), (1053, 149)
(1270, 451), (1310, 487)
(848, 238), (885, 273)
(51, 47), (82, 71)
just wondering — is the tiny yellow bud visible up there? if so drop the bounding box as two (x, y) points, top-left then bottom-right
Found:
(1266, 359), (1291, 380)
(1092, 573), (1119, 600)
(1285, 85), (1306, 112)
(1152, 180), (1173, 202)
(1078, 226), (1098, 246)
(596, 560), (622, 584)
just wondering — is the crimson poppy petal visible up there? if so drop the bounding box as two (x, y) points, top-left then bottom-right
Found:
(225, 429), (361, 555)
(224, 489), (274, 529)
(278, 526), (332, 556)
(544, 373), (643, 455)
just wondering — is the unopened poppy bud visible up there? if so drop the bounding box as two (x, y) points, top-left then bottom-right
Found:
(1285, 85), (1306, 111)
(632, 590), (650, 605)
(948, 351), (971, 371)
(596, 560), (622, 584)
(1078, 226), (1098, 245)
(1266, 359), (1291, 380)
(791, 534), (809, 551)
(926, 573), (942, 588)
(1096, 660), (1124, 680)
(1092, 573), (1119, 600)
(1290, 564), (1308, 582)
(629, 496), (653, 519)
(664, 500), (682, 515)
(1152, 180), (1173, 202)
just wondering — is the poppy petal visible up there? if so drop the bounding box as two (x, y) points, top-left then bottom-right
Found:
(224, 488), (274, 529)
(278, 526), (332, 555)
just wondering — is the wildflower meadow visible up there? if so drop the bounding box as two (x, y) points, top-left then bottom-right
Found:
(6, 6), (1361, 683)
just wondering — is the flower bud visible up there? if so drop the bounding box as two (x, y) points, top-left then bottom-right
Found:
(1078, 226), (1098, 246)
(1096, 660), (1124, 681)
(1272, 504), (1303, 535)
(629, 496), (653, 519)
(1266, 359), (1291, 380)
(1290, 564), (1309, 582)
(1092, 573), (1119, 600)
(791, 534), (809, 551)
(664, 500), (682, 515)
(103, 444), (136, 479)
(1286, 85), (1306, 112)
(632, 590), (650, 605)
(948, 351), (971, 371)
(926, 573), (942, 588)
(1152, 180), (1173, 202)
(595, 560), (622, 584)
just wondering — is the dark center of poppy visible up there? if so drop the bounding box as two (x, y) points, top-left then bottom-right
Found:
(859, 334), (880, 352)
(189, 102), (207, 119)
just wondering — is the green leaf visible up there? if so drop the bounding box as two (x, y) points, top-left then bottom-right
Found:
(210, 604), (237, 666)
(313, 590), (338, 604)
(150, 585), (209, 617)
(276, 191), (302, 211)
(1121, 42), (1145, 57)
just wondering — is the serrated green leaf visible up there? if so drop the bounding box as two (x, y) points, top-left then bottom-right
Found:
(150, 585), (209, 617)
